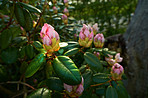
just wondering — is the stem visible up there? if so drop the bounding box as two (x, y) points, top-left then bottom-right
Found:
(0, 81), (36, 90)
(23, 78), (27, 98)
(91, 79), (112, 87)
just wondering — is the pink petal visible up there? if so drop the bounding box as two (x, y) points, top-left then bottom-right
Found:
(79, 31), (85, 40)
(64, 83), (73, 92)
(43, 35), (52, 46)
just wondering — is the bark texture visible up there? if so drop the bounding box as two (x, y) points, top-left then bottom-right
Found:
(123, 0), (148, 98)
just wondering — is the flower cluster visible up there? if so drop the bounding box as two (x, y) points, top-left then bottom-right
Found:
(78, 23), (104, 48)
(40, 23), (60, 55)
(111, 63), (124, 80)
(105, 53), (123, 66)
(64, 77), (84, 97)
(105, 53), (124, 80)
(78, 24), (94, 47)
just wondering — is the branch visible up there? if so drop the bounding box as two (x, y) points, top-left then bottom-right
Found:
(91, 79), (112, 87)
(0, 81), (36, 90)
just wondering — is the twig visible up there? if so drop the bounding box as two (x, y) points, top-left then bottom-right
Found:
(91, 79), (112, 87)
(0, 81), (36, 90)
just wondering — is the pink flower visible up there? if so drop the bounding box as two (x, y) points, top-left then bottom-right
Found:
(115, 53), (123, 62)
(78, 24), (94, 47)
(53, 6), (57, 10)
(94, 33), (105, 48)
(92, 23), (99, 35)
(64, 77), (84, 97)
(105, 54), (113, 62)
(111, 63), (124, 80)
(40, 23), (60, 54)
(108, 59), (116, 66)
(64, 0), (68, 3)
(64, 83), (73, 92)
(112, 63), (123, 75)
(63, 8), (69, 13)
(94, 51), (100, 59)
(62, 14), (67, 20)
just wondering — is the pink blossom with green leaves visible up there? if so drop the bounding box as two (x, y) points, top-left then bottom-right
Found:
(94, 33), (105, 48)
(111, 63), (124, 80)
(40, 23), (60, 55)
(78, 24), (94, 47)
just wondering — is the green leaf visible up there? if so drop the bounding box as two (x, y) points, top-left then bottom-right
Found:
(19, 2), (41, 14)
(0, 29), (12, 50)
(58, 49), (64, 54)
(14, 3), (25, 27)
(82, 69), (93, 89)
(23, 9), (33, 31)
(59, 42), (68, 48)
(96, 87), (105, 95)
(84, 52), (103, 72)
(64, 48), (79, 56)
(46, 77), (64, 92)
(53, 56), (82, 85)
(12, 37), (27, 46)
(116, 84), (128, 98)
(26, 44), (34, 59)
(25, 53), (46, 78)
(106, 86), (118, 98)
(79, 65), (87, 73)
(9, 26), (22, 39)
(93, 73), (110, 84)
(1, 47), (18, 64)
(32, 41), (43, 50)
(27, 88), (51, 98)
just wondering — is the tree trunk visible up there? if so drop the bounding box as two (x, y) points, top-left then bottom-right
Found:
(123, 0), (148, 98)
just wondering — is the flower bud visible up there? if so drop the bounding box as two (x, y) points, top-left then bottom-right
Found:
(64, 0), (68, 7)
(63, 8), (69, 16)
(94, 33), (105, 48)
(78, 24), (94, 47)
(64, 77), (84, 97)
(53, 6), (58, 14)
(115, 53), (123, 62)
(92, 23), (99, 35)
(40, 23), (60, 55)
(62, 14), (68, 24)
(94, 51), (100, 59)
(111, 63), (124, 80)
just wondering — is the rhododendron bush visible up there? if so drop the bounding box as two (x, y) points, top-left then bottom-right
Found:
(0, 0), (129, 98)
